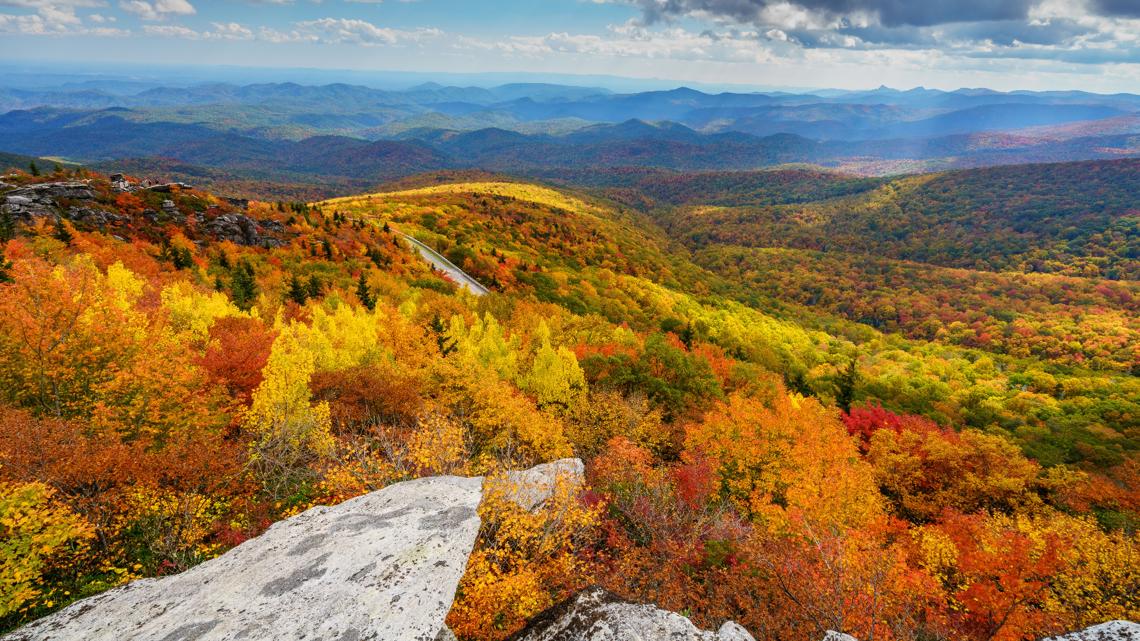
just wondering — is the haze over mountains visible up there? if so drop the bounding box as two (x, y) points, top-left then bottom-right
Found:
(3, 74), (1140, 197)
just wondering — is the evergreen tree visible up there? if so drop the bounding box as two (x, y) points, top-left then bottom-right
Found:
(53, 218), (73, 245)
(322, 239), (333, 260)
(355, 272), (376, 311)
(305, 275), (322, 300)
(286, 274), (309, 305)
(0, 248), (12, 284)
(28, 161), (39, 177)
(230, 260), (258, 311)
(0, 206), (15, 242)
(428, 314), (456, 356)
(834, 357), (860, 413)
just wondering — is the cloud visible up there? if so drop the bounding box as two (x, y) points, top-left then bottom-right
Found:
(118, 0), (193, 20)
(209, 21), (252, 39)
(0, 0), (104, 30)
(626, 0), (1039, 29)
(285, 18), (442, 45)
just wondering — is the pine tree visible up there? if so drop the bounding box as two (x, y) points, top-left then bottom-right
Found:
(286, 274), (309, 306)
(28, 161), (39, 177)
(53, 218), (73, 245)
(428, 314), (456, 356)
(835, 356), (860, 413)
(230, 260), (258, 311)
(305, 275), (322, 300)
(0, 206), (15, 242)
(0, 248), (12, 284)
(355, 272), (376, 311)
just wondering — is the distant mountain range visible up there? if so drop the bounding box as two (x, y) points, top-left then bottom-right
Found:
(1, 80), (1138, 196)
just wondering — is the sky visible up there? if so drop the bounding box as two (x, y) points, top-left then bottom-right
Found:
(2, 0), (1140, 92)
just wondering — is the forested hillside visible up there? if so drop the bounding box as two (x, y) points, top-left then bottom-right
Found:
(0, 164), (1137, 641)
(663, 159), (1140, 280)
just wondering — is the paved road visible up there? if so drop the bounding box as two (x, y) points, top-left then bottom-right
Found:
(400, 233), (490, 296)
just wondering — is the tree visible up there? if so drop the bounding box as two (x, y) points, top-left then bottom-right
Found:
(0, 481), (92, 618)
(285, 274), (309, 306)
(835, 356), (859, 413)
(517, 326), (586, 409)
(243, 328), (335, 503)
(0, 249), (11, 285)
(0, 207), (15, 243)
(305, 275), (322, 300)
(229, 260), (258, 311)
(355, 273), (376, 311)
(867, 424), (1042, 522)
(684, 392), (882, 532)
(28, 161), (39, 177)
(52, 219), (73, 246)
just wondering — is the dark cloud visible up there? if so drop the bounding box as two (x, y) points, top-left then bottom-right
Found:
(1091, 0), (1140, 18)
(635, 0), (1040, 28)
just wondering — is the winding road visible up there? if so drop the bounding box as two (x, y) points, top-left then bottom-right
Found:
(400, 233), (491, 296)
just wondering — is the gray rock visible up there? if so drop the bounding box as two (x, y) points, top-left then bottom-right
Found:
(1041, 622), (1140, 641)
(823, 632), (860, 641)
(67, 206), (130, 226)
(2, 181), (94, 220)
(206, 212), (284, 248)
(2, 475), (484, 641)
(496, 458), (585, 511)
(506, 586), (755, 641)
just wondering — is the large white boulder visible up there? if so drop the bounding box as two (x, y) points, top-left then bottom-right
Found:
(3, 475), (484, 641)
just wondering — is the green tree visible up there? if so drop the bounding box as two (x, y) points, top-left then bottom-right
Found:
(230, 260), (258, 311)
(0, 248), (12, 284)
(305, 275), (322, 300)
(0, 207), (15, 242)
(28, 161), (39, 177)
(835, 356), (860, 413)
(52, 219), (73, 245)
(355, 272), (376, 311)
(286, 274), (309, 306)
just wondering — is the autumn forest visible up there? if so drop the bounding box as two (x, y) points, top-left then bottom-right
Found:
(0, 148), (1136, 641)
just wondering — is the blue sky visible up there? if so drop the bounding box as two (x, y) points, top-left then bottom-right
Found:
(2, 0), (1140, 92)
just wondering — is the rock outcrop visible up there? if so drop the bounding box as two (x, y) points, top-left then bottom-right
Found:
(2, 181), (95, 220)
(206, 212), (285, 247)
(497, 458), (585, 510)
(3, 475), (485, 641)
(1041, 621), (1140, 641)
(506, 586), (755, 641)
(3, 460), (589, 641)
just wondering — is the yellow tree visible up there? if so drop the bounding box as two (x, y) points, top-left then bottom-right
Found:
(1, 480), (92, 618)
(517, 326), (586, 410)
(684, 391), (882, 532)
(244, 326), (334, 503)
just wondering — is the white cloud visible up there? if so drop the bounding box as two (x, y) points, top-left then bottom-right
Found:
(286, 17), (441, 45)
(119, 0), (193, 20)
(209, 20), (253, 39)
(141, 22), (194, 36)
